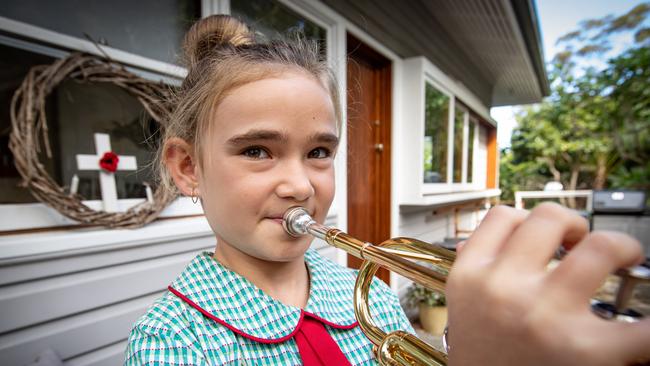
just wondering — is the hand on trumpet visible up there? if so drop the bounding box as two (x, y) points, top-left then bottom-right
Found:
(447, 202), (650, 366)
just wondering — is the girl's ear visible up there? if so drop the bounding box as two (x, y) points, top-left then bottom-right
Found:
(164, 137), (200, 197)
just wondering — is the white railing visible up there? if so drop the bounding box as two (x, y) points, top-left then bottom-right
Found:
(514, 190), (594, 211)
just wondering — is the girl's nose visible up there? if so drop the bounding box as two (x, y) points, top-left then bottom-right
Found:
(275, 160), (315, 202)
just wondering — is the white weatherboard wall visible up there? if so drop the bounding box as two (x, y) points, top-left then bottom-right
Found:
(0, 220), (213, 366)
(0, 215), (339, 366)
(395, 205), (491, 319)
(394, 209), (450, 320)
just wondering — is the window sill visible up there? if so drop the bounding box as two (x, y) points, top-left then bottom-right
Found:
(0, 215), (213, 263)
(400, 188), (501, 208)
(422, 184), (487, 195)
(0, 197), (203, 232)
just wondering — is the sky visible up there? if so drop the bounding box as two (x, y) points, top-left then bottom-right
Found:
(491, 0), (646, 148)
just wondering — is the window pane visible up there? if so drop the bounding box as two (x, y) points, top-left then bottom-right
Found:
(0, 44), (160, 204)
(0, 0), (201, 65)
(231, 0), (326, 56)
(467, 119), (475, 183)
(0, 45), (55, 203)
(423, 83), (449, 183)
(453, 107), (465, 183)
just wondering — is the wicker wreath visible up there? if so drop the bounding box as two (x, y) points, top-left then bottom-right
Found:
(9, 53), (177, 229)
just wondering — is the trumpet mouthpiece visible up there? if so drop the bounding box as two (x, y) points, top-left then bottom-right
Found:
(282, 207), (313, 237)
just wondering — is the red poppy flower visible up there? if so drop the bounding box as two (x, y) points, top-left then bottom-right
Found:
(99, 151), (119, 173)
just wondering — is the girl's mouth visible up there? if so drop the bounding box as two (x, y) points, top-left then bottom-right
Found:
(266, 209), (313, 226)
(266, 217), (284, 225)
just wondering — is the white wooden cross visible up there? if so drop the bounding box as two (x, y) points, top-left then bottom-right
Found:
(75, 133), (137, 212)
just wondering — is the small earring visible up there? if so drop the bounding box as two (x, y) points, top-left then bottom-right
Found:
(191, 186), (199, 204)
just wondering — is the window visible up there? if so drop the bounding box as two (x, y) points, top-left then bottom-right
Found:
(453, 106), (466, 183)
(0, 0), (201, 65)
(421, 82), (480, 188)
(230, 0), (327, 55)
(423, 82), (449, 183)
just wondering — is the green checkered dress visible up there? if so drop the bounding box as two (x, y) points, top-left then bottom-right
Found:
(124, 249), (414, 365)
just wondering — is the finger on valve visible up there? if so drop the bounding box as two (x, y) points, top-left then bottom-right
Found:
(495, 202), (589, 271)
(547, 230), (644, 303)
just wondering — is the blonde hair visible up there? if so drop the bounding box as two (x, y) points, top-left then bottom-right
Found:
(156, 15), (341, 195)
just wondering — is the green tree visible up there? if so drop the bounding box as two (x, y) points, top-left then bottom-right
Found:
(601, 46), (650, 192)
(499, 148), (547, 204)
(553, 2), (650, 63)
(501, 3), (650, 207)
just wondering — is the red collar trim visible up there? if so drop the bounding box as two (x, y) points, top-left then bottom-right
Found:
(168, 286), (358, 344)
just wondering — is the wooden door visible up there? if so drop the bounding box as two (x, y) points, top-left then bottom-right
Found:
(346, 34), (392, 284)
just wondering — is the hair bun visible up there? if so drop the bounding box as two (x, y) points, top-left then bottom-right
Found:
(182, 15), (254, 68)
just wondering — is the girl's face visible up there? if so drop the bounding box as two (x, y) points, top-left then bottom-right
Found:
(198, 71), (338, 262)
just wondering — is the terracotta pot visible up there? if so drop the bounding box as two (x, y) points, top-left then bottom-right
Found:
(418, 303), (447, 335)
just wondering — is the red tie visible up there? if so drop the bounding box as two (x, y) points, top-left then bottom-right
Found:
(294, 315), (353, 366)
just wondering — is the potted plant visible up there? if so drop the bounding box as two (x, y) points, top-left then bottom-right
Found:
(405, 283), (447, 335)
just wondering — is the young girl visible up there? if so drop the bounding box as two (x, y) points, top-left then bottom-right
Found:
(125, 15), (411, 366)
(125, 15), (650, 366)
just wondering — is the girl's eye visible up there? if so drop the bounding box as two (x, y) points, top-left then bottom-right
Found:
(242, 147), (270, 159)
(308, 147), (331, 159)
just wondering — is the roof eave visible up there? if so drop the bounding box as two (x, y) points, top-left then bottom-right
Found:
(509, 0), (551, 98)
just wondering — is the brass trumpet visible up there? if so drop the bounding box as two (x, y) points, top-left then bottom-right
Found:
(282, 207), (650, 366)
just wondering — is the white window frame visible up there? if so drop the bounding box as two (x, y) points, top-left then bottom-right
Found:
(0, 13), (202, 233)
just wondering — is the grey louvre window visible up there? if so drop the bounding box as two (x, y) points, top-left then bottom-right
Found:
(231, 0), (327, 57)
(0, 0), (200, 64)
